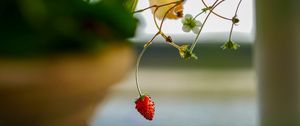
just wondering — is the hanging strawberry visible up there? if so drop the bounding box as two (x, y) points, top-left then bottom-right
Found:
(135, 95), (155, 120)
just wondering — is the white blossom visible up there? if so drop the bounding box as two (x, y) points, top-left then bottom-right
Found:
(181, 14), (202, 34)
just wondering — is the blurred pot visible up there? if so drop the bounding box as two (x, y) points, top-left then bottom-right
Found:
(0, 42), (134, 126)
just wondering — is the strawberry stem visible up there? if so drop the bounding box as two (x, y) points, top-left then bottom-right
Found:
(135, 32), (159, 97)
(134, 1), (183, 97)
(190, 0), (224, 53)
(135, 47), (147, 97)
(201, 0), (231, 21)
(228, 0), (243, 41)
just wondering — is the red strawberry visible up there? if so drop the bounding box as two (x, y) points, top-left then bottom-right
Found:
(135, 95), (155, 120)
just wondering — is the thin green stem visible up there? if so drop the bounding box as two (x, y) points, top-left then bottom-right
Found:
(201, 0), (231, 21)
(193, 11), (205, 20)
(157, 2), (182, 47)
(154, 3), (179, 43)
(153, 8), (160, 30)
(153, 0), (183, 31)
(169, 42), (180, 49)
(135, 47), (146, 97)
(134, 1), (184, 97)
(135, 32), (159, 97)
(159, 3), (181, 31)
(228, 0), (243, 41)
(234, 0), (243, 16)
(228, 23), (235, 41)
(190, 0), (224, 52)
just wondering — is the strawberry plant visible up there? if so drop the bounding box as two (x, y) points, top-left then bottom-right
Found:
(131, 0), (244, 120)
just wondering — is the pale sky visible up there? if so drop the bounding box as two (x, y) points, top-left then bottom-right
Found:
(133, 0), (255, 42)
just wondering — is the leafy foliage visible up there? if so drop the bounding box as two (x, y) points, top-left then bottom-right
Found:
(0, 0), (137, 57)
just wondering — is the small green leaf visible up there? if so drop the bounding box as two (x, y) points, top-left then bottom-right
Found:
(221, 40), (240, 50)
(178, 45), (198, 60)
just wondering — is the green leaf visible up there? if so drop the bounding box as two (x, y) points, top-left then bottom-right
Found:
(0, 0), (138, 57)
(221, 40), (240, 50)
(124, 0), (139, 13)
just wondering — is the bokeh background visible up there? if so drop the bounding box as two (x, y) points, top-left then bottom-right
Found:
(1, 0), (299, 126)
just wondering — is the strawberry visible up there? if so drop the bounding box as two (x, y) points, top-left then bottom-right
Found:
(135, 95), (155, 120)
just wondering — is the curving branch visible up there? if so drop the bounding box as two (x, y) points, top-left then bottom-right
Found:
(201, 0), (231, 21)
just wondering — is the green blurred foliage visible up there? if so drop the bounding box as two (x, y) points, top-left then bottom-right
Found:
(0, 0), (138, 57)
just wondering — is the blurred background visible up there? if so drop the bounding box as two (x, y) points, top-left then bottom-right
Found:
(1, 0), (299, 125)
(1, 0), (299, 126)
(91, 0), (258, 126)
